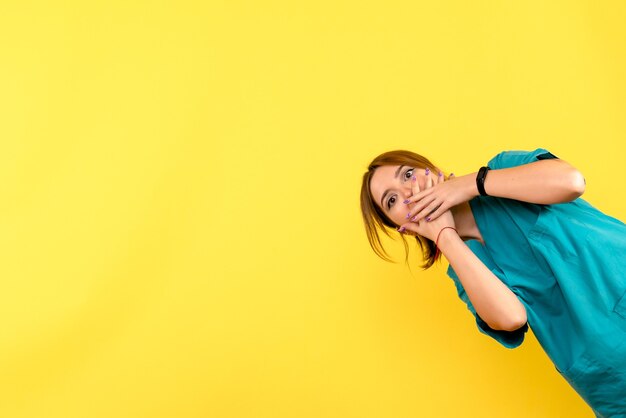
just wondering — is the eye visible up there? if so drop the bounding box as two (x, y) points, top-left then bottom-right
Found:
(387, 196), (396, 209)
(404, 168), (414, 180)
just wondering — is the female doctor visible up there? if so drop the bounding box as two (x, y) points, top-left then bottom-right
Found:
(360, 148), (626, 418)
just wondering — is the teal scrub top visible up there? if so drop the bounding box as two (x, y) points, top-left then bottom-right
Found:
(447, 148), (626, 418)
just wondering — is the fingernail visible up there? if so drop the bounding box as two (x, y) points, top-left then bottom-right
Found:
(411, 216), (418, 221)
(411, 175), (416, 182)
(425, 168), (430, 175)
(403, 199), (410, 204)
(449, 172), (454, 177)
(426, 217), (431, 222)
(397, 226), (406, 233)
(438, 171), (443, 177)
(406, 213), (411, 219)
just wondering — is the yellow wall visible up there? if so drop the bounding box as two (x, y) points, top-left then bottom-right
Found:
(1, 1), (624, 417)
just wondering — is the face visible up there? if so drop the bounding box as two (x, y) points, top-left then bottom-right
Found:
(369, 164), (430, 227)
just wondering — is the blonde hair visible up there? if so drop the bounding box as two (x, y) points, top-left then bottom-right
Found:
(360, 150), (443, 269)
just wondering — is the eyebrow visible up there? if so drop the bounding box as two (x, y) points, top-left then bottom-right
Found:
(379, 165), (405, 209)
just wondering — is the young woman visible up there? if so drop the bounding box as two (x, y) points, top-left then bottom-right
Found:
(360, 148), (626, 418)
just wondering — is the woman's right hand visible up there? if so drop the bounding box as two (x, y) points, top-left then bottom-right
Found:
(397, 171), (456, 242)
(398, 207), (456, 242)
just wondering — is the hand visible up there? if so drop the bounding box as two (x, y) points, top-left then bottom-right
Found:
(404, 171), (476, 223)
(396, 170), (456, 242)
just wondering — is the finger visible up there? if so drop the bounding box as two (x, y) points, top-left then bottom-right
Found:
(424, 202), (449, 223)
(411, 172), (421, 197)
(414, 201), (442, 222)
(426, 168), (433, 188)
(397, 222), (420, 236)
(405, 187), (433, 205)
(437, 170), (444, 184)
(406, 195), (437, 220)
(448, 172), (455, 179)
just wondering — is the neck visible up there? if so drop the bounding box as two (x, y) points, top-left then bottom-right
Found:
(451, 201), (483, 243)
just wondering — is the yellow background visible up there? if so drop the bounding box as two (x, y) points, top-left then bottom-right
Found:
(1, 1), (624, 417)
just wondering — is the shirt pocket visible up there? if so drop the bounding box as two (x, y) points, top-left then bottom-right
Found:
(527, 209), (589, 265)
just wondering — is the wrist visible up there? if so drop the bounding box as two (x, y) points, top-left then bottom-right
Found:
(463, 172), (480, 198)
(434, 227), (460, 253)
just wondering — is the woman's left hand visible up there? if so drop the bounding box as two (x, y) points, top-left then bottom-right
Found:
(405, 172), (477, 223)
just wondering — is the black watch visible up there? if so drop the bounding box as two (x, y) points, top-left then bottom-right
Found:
(476, 166), (491, 196)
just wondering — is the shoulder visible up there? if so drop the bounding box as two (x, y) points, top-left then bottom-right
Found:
(488, 148), (559, 170)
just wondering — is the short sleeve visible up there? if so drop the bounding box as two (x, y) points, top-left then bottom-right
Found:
(487, 148), (559, 170)
(446, 264), (528, 349)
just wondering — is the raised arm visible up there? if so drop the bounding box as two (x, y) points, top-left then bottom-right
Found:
(437, 228), (527, 331)
(400, 213), (529, 332)
(407, 158), (586, 223)
(397, 174), (528, 332)
(471, 159), (585, 204)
